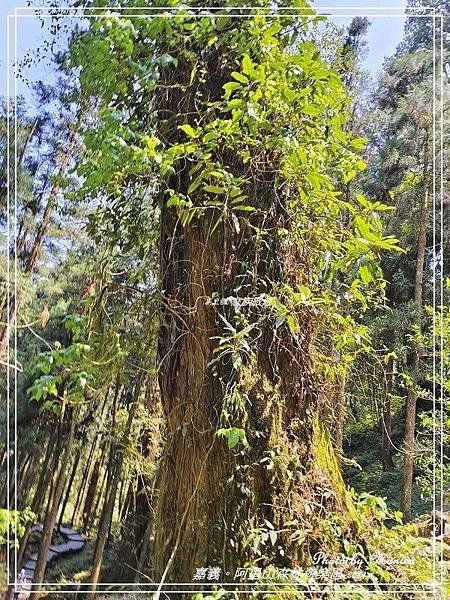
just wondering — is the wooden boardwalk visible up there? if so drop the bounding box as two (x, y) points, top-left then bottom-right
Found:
(16, 525), (86, 599)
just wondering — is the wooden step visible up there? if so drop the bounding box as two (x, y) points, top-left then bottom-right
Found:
(17, 524), (86, 598)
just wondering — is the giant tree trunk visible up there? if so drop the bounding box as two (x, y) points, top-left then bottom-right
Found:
(401, 135), (430, 522)
(151, 44), (359, 589)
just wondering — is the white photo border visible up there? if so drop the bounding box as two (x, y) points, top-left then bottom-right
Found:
(6, 4), (445, 597)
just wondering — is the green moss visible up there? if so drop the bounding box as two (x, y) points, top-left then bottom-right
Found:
(312, 417), (361, 528)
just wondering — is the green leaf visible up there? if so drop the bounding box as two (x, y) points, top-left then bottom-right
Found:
(231, 352), (242, 370)
(233, 205), (255, 212)
(286, 315), (297, 333)
(302, 105), (321, 116)
(242, 54), (255, 77)
(210, 170), (225, 179)
(359, 264), (373, 284)
(216, 427), (249, 450)
(223, 82), (241, 98)
(231, 71), (248, 84)
(203, 185), (226, 194)
(187, 174), (204, 195)
(179, 124), (197, 138)
(349, 137), (367, 150)
(202, 132), (218, 143)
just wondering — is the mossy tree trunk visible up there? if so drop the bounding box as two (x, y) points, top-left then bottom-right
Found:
(151, 29), (359, 587)
(154, 184), (356, 585)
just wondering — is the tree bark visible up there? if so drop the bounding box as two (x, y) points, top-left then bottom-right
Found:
(89, 456), (108, 531)
(71, 440), (96, 527)
(72, 387), (114, 527)
(18, 450), (41, 508)
(118, 381), (161, 582)
(135, 468), (161, 581)
(81, 458), (100, 533)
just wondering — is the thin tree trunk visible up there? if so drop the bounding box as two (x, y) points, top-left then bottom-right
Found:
(87, 380), (141, 595)
(30, 409), (77, 598)
(0, 130), (77, 357)
(136, 515), (153, 581)
(18, 453), (33, 494)
(17, 118), (39, 168)
(119, 382), (161, 582)
(401, 135), (430, 522)
(72, 385), (112, 525)
(6, 451), (27, 506)
(81, 458), (100, 533)
(58, 451), (79, 527)
(381, 356), (395, 471)
(334, 373), (347, 466)
(25, 130), (77, 274)
(135, 469), (161, 580)
(18, 451), (41, 508)
(89, 458), (108, 532)
(117, 477), (126, 523)
(0, 446), (7, 503)
(0, 118), (38, 202)
(15, 430), (56, 571)
(72, 437), (100, 527)
(16, 174), (50, 264)
(0, 445), (6, 473)
(16, 452), (30, 493)
(86, 383), (121, 531)
(3, 454), (26, 506)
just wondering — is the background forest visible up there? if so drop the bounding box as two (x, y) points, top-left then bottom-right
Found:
(0, 1), (449, 599)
